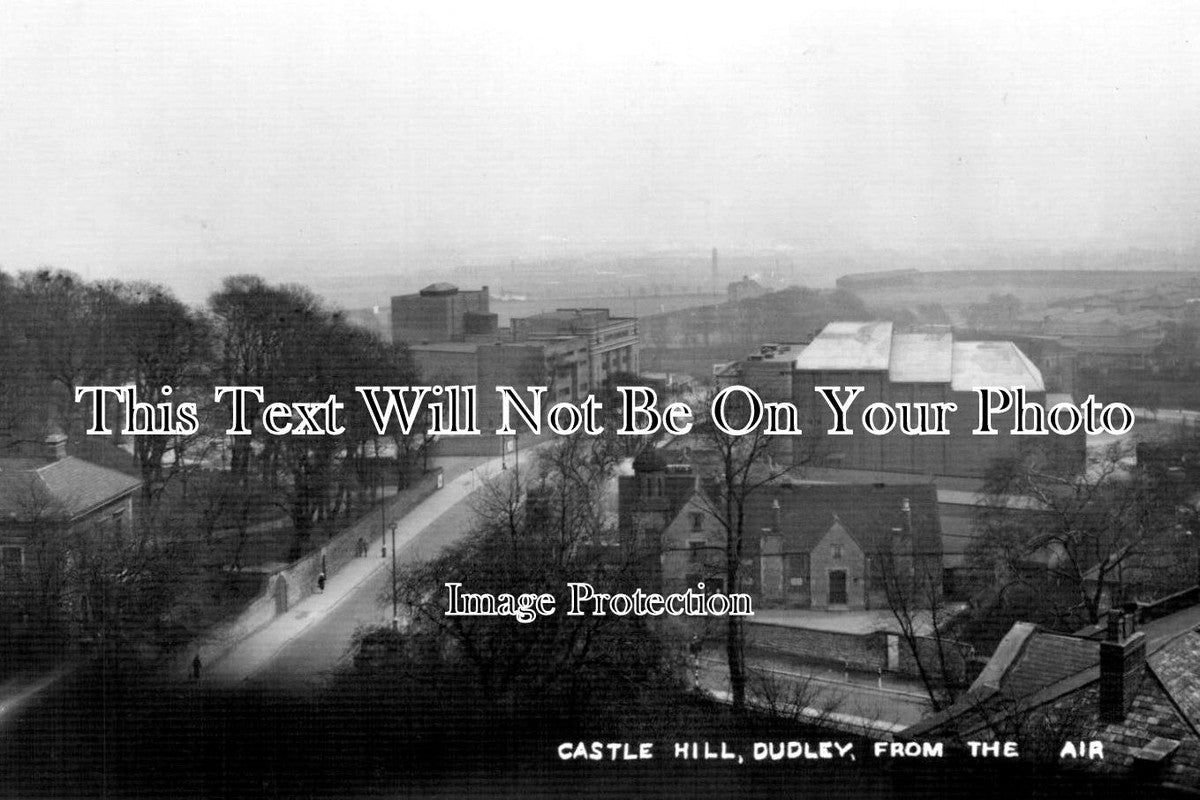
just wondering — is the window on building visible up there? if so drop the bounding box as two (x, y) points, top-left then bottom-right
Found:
(831, 543), (843, 560)
(690, 512), (704, 531)
(943, 568), (958, 599)
(785, 553), (809, 587)
(1, 546), (23, 581)
(688, 540), (705, 562)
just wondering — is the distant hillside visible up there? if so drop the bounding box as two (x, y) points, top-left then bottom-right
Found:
(639, 286), (869, 350)
(838, 268), (1200, 313)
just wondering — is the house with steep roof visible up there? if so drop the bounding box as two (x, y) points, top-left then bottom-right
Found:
(904, 588), (1200, 794)
(0, 434), (140, 619)
(620, 451), (942, 609)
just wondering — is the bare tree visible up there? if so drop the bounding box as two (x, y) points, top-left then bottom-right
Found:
(746, 666), (846, 727)
(104, 280), (213, 504)
(687, 391), (807, 714)
(972, 439), (1169, 627)
(877, 545), (966, 711)
(390, 432), (674, 718)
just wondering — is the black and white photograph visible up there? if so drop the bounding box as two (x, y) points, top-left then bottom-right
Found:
(2, 3), (1199, 798)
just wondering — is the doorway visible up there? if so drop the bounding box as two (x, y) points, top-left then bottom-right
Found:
(828, 569), (847, 605)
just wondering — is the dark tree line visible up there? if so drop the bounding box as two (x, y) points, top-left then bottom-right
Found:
(0, 267), (424, 668)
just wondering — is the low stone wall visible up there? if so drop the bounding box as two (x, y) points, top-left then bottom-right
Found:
(746, 621), (885, 672)
(745, 619), (974, 683)
(180, 468), (443, 673)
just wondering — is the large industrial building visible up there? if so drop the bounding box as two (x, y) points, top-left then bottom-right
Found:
(727, 322), (1083, 479)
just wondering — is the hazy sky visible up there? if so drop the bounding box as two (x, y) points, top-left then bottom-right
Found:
(2, 2), (1199, 288)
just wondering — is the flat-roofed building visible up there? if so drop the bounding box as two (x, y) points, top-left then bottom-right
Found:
(409, 335), (591, 455)
(510, 308), (639, 394)
(391, 283), (494, 345)
(792, 322), (1081, 478)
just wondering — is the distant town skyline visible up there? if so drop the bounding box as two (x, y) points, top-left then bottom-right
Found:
(3, 2), (1199, 300)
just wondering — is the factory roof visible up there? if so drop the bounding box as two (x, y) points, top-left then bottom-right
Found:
(793, 321), (893, 370)
(889, 328), (954, 382)
(793, 322), (1044, 392)
(950, 341), (1045, 392)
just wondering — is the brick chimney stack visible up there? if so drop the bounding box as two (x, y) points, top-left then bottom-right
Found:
(1099, 608), (1147, 723)
(45, 432), (68, 461)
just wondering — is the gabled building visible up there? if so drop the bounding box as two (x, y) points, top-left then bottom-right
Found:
(905, 590), (1200, 794)
(0, 434), (140, 627)
(620, 451), (942, 610)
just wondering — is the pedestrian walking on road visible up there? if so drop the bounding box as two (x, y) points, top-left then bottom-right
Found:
(192, 654), (202, 680)
(357, 537), (366, 557)
(317, 572), (326, 592)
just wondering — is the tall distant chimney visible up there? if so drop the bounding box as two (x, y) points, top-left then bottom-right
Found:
(45, 432), (68, 461)
(1100, 609), (1146, 722)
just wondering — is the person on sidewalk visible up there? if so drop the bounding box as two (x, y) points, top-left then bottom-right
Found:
(192, 654), (202, 680)
(317, 572), (326, 592)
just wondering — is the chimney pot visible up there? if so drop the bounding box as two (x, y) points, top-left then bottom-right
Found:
(1106, 609), (1122, 642)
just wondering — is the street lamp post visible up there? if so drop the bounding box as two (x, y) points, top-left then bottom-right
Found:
(380, 469), (387, 558)
(389, 522), (399, 630)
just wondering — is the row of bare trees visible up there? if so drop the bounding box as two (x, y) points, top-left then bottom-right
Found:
(970, 438), (1200, 633)
(1, 268), (427, 670)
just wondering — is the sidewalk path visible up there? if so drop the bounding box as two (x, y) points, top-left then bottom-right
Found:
(0, 668), (73, 729)
(203, 453), (517, 684)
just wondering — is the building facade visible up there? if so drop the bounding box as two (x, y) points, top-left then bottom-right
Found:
(391, 283), (494, 345)
(400, 298), (640, 455)
(509, 308), (639, 393)
(620, 451), (942, 611)
(789, 322), (1084, 478)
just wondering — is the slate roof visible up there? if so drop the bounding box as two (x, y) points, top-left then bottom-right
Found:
(998, 631), (1100, 699)
(1154, 631), (1200, 734)
(906, 603), (1200, 793)
(698, 482), (941, 560)
(0, 456), (140, 522)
